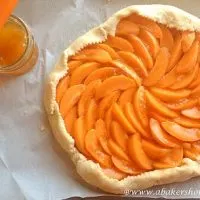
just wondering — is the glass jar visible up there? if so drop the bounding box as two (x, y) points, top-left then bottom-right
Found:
(0, 15), (38, 76)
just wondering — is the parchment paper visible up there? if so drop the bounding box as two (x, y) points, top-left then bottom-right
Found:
(0, 0), (200, 199)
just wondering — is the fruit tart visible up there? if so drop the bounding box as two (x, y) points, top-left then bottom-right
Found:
(44, 5), (200, 194)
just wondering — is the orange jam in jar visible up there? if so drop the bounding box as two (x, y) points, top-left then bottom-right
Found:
(0, 15), (38, 75)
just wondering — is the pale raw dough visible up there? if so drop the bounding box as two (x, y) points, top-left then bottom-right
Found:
(44, 5), (200, 194)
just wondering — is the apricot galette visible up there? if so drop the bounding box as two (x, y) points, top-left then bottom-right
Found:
(44, 5), (200, 194)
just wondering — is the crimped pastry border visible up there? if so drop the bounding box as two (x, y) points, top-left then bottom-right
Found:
(44, 4), (200, 194)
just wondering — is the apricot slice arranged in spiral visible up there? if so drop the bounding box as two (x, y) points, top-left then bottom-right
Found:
(149, 87), (191, 102)
(142, 140), (171, 160)
(133, 86), (148, 128)
(110, 121), (128, 151)
(106, 35), (134, 52)
(56, 13), (200, 179)
(128, 134), (153, 170)
(118, 88), (136, 108)
(112, 103), (136, 134)
(146, 90), (178, 118)
(85, 129), (112, 168)
(160, 24), (174, 51)
(60, 84), (85, 118)
(124, 102), (149, 138)
(78, 79), (101, 116)
(181, 107), (200, 120)
(111, 156), (141, 175)
(127, 13), (162, 38)
(118, 51), (148, 77)
(71, 48), (112, 63)
(126, 34), (153, 69)
(149, 119), (180, 148)
(84, 67), (119, 85)
(162, 121), (200, 142)
(139, 28), (159, 58)
(170, 63), (199, 90)
(143, 47), (169, 86)
(182, 32), (195, 52)
(56, 76), (70, 103)
(153, 147), (183, 169)
(64, 106), (77, 134)
(108, 139), (130, 161)
(70, 62), (100, 86)
(116, 19), (139, 36)
(96, 75), (136, 100)
(176, 40), (199, 74)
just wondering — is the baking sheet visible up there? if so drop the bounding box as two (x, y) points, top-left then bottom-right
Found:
(0, 0), (200, 199)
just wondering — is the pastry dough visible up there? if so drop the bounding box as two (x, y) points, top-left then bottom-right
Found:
(44, 5), (200, 194)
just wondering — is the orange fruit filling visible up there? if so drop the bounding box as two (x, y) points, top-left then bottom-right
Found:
(56, 14), (200, 180)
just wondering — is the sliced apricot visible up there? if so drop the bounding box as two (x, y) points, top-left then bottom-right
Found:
(162, 121), (200, 142)
(170, 63), (198, 90)
(71, 48), (112, 63)
(110, 60), (142, 86)
(85, 129), (112, 168)
(60, 84), (85, 118)
(56, 76), (70, 103)
(118, 88), (136, 109)
(70, 62), (100, 86)
(153, 147), (183, 169)
(106, 35), (134, 52)
(181, 107), (200, 120)
(111, 156), (142, 175)
(133, 86), (149, 128)
(150, 112), (169, 122)
(105, 105), (113, 131)
(95, 75), (136, 100)
(124, 103), (149, 138)
(95, 119), (111, 155)
(95, 43), (119, 59)
(142, 140), (171, 160)
(78, 79), (101, 116)
(167, 98), (198, 111)
(103, 167), (127, 180)
(127, 34), (153, 69)
(176, 40), (199, 74)
(149, 87), (191, 102)
(150, 118), (180, 148)
(139, 28), (159, 59)
(85, 99), (97, 131)
(68, 60), (84, 72)
(174, 116), (200, 128)
(145, 90), (178, 118)
(158, 65), (177, 88)
(160, 25), (174, 51)
(143, 47), (169, 86)
(128, 134), (153, 170)
(84, 67), (118, 85)
(189, 67), (200, 88)
(191, 84), (200, 97)
(116, 19), (139, 36)
(182, 31), (195, 52)
(64, 106), (77, 134)
(112, 103), (136, 134)
(127, 13), (162, 38)
(98, 91), (120, 119)
(73, 116), (88, 155)
(118, 51), (148, 77)
(110, 121), (128, 151)
(108, 139), (130, 161)
(167, 33), (182, 72)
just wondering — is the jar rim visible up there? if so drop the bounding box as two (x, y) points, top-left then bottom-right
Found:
(0, 15), (31, 70)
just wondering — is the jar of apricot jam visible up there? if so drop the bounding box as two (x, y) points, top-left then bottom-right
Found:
(0, 15), (38, 75)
